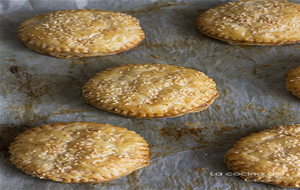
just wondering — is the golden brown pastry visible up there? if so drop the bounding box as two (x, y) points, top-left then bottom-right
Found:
(225, 124), (300, 188)
(82, 63), (218, 119)
(9, 122), (150, 183)
(18, 9), (145, 58)
(286, 66), (300, 98)
(196, 0), (300, 45)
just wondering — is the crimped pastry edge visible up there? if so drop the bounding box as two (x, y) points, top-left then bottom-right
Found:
(17, 9), (145, 59)
(286, 66), (300, 99)
(83, 92), (218, 119)
(9, 122), (150, 183)
(195, 0), (300, 46)
(21, 38), (144, 59)
(224, 124), (300, 188)
(82, 63), (219, 119)
(196, 24), (300, 46)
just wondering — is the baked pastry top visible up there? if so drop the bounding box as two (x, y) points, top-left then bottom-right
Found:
(9, 122), (149, 183)
(18, 9), (145, 58)
(196, 0), (300, 45)
(82, 63), (218, 119)
(286, 66), (300, 98)
(225, 124), (300, 188)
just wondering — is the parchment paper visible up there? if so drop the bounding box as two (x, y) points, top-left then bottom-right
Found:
(1, 0), (300, 189)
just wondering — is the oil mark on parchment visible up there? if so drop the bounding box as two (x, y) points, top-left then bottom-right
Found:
(193, 177), (205, 186)
(71, 60), (84, 64)
(2, 64), (90, 129)
(195, 168), (208, 171)
(212, 126), (235, 136)
(9, 66), (20, 78)
(252, 64), (270, 78)
(245, 102), (254, 110)
(69, 59), (89, 69)
(4, 58), (17, 63)
(150, 54), (164, 60)
(245, 102), (265, 113)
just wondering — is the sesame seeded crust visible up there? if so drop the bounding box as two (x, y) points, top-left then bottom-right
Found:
(286, 66), (300, 98)
(8, 122), (150, 183)
(224, 124), (300, 188)
(18, 9), (145, 59)
(82, 63), (218, 119)
(196, 0), (300, 46)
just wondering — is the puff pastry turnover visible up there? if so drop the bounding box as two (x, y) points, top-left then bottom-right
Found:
(225, 124), (300, 188)
(196, 0), (300, 45)
(18, 9), (145, 58)
(9, 122), (150, 183)
(286, 66), (300, 98)
(82, 63), (218, 119)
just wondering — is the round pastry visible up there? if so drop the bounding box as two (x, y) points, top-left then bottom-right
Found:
(8, 122), (150, 183)
(225, 124), (300, 188)
(18, 9), (145, 58)
(286, 66), (300, 98)
(82, 63), (218, 119)
(196, 0), (300, 45)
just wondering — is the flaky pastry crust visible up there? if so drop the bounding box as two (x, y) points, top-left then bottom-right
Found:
(286, 66), (300, 98)
(9, 122), (149, 183)
(196, 0), (300, 45)
(82, 63), (218, 119)
(18, 9), (145, 58)
(225, 124), (300, 188)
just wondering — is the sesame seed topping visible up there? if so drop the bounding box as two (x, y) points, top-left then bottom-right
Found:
(196, 0), (300, 45)
(18, 9), (145, 58)
(8, 122), (150, 183)
(226, 124), (300, 187)
(82, 63), (218, 118)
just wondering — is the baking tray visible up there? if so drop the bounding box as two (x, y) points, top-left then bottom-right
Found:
(1, 0), (300, 189)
